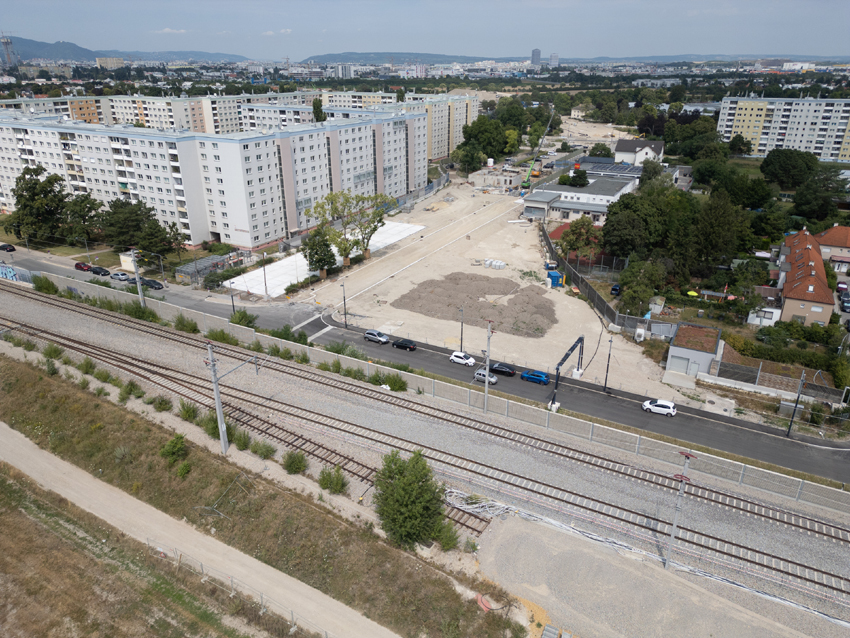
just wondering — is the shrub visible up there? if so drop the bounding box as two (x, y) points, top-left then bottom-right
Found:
(433, 519), (459, 551)
(464, 538), (479, 553)
(270, 324), (309, 345)
(196, 410), (234, 441)
(45, 358), (58, 376)
(809, 403), (825, 426)
(368, 371), (385, 386)
(118, 380), (145, 404)
(342, 366), (367, 381)
(93, 369), (111, 383)
(384, 372), (408, 392)
(233, 428), (251, 451)
(206, 328), (239, 345)
(331, 359), (342, 374)
(79, 377), (90, 390)
(255, 256), (275, 268)
(108, 376), (124, 389)
(151, 396), (173, 412)
(178, 399), (199, 422)
(176, 461), (192, 478)
(268, 344), (281, 357)
(283, 451), (308, 474)
(247, 339), (264, 352)
(41, 343), (64, 360)
(208, 242), (235, 256)
(279, 347), (294, 360)
(796, 340), (808, 350)
(93, 387), (108, 397)
(295, 351), (310, 365)
(174, 313), (200, 333)
(230, 308), (258, 328)
(32, 275), (59, 294)
(160, 434), (188, 465)
(22, 340), (36, 352)
(318, 465), (349, 495)
(61, 355), (73, 366)
(203, 265), (247, 289)
(317, 361), (332, 371)
(77, 357), (96, 375)
(250, 440), (276, 460)
(325, 340), (367, 360)
(122, 300), (160, 322)
(86, 277), (113, 288)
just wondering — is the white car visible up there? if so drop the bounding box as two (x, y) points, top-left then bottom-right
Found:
(642, 399), (676, 417)
(449, 351), (476, 366)
(110, 272), (130, 281)
(474, 368), (497, 385)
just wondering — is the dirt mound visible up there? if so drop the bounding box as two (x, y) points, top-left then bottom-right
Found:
(391, 272), (557, 339)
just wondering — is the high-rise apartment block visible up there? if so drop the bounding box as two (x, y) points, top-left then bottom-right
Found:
(717, 97), (850, 161)
(549, 53), (559, 68)
(95, 57), (124, 70)
(531, 49), (541, 65)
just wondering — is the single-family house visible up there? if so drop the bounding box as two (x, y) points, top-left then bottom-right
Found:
(614, 139), (665, 166)
(777, 230), (835, 326)
(815, 224), (850, 274)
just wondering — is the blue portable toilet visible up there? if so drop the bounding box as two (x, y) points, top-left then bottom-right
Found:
(547, 271), (564, 288)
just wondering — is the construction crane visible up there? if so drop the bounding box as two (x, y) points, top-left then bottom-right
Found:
(521, 105), (556, 190)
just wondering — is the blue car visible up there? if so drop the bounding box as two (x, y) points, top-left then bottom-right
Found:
(520, 370), (550, 385)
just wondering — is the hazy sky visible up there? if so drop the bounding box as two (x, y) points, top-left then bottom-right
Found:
(8, 0), (850, 61)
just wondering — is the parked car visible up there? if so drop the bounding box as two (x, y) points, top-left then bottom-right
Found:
(489, 361), (516, 377)
(0, 243), (15, 252)
(839, 282), (849, 293)
(642, 399), (677, 417)
(364, 329), (390, 344)
(610, 284), (621, 296)
(520, 370), (550, 385)
(141, 278), (163, 290)
(845, 318), (850, 332)
(449, 351), (476, 366)
(90, 266), (110, 276)
(543, 162), (555, 169)
(842, 291), (850, 302)
(474, 368), (498, 385)
(74, 262), (92, 272)
(110, 272), (129, 281)
(842, 300), (850, 313)
(391, 338), (417, 351)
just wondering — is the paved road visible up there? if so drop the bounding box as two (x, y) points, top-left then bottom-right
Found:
(10, 250), (850, 483)
(0, 420), (400, 638)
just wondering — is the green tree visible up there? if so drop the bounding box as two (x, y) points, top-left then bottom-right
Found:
(557, 215), (600, 262)
(570, 169), (589, 187)
(461, 115), (506, 159)
(458, 141), (485, 174)
(639, 159), (663, 186)
(793, 165), (848, 221)
(669, 84), (687, 103)
(301, 224), (336, 275)
(61, 193), (101, 243)
(760, 148), (819, 189)
(695, 190), (751, 266)
(559, 141), (570, 152)
(395, 88), (405, 103)
(351, 193), (395, 259)
(165, 222), (186, 261)
(314, 191), (360, 263)
(3, 166), (68, 242)
(527, 121), (545, 151)
(495, 97), (527, 132)
(312, 97), (327, 122)
(618, 260), (667, 315)
(589, 142), (613, 158)
(732, 259), (769, 298)
(373, 450), (445, 550)
(503, 129), (519, 155)
(728, 134), (753, 155)
(98, 199), (157, 250)
(558, 174), (571, 186)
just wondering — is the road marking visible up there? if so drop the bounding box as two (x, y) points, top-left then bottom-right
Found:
(309, 325), (334, 340)
(292, 314), (321, 331)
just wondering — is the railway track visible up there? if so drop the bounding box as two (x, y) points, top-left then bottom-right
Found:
(4, 320), (849, 601)
(2, 282), (849, 547)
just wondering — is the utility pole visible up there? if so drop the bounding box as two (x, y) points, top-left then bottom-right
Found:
(603, 336), (613, 393)
(205, 342), (230, 455)
(786, 370), (806, 437)
(131, 250), (146, 308)
(340, 281), (348, 329)
(482, 320), (494, 414)
(77, 236), (91, 264)
(262, 251), (269, 298)
(665, 452), (695, 569)
(458, 306), (464, 352)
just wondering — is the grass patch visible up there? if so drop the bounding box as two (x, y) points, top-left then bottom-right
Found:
(118, 379), (145, 404)
(22, 339), (37, 352)
(206, 329), (239, 346)
(294, 351), (310, 365)
(149, 396), (173, 413)
(44, 358), (58, 377)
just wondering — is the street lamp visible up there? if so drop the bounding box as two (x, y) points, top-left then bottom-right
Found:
(603, 336), (613, 393)
(148, 252), (167, 286)
(340, 281), (348, 329)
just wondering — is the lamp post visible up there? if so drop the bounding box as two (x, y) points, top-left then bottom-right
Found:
(786, 370), (806, 437)
(603, 336), (613, 393)
(666, 452), (696, 569)
(146, 252), (167, 286)
(340, 281), (348, 329)
(458, 306), (464, 352)
(262, 251), (269, 298)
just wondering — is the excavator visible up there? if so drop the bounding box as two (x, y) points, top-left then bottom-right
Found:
(521, 106), (557, 190)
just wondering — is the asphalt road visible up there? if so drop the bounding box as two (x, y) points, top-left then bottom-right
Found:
(8, 250), (850, 483)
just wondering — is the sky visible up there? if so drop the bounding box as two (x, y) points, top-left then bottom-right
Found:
(7, 0), (850, 61)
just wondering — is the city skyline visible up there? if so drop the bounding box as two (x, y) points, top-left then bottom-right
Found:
(4, 0), (849, 62)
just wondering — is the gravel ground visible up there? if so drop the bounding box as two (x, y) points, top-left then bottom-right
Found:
(2, 291), (850, 630)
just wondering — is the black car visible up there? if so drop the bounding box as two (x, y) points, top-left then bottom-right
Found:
(543, 162), (555, 169)
(391, 338), (417, 351)
(141, 278), (164, 290)
(489, 361), (516, 377)
(0, 243), (15, 252)
(611, 284), (621, 296)
(90, 266), (110, 276)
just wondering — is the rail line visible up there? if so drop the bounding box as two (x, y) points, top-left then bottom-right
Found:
(4, 320), (849, 601)
(2, 282), (849, 547)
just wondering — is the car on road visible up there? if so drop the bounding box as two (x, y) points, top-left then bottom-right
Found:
(141, 278), (163, 290)
(642, 399), (676, 417)
(489, 361), (516, 377)
(74, 262), (92, 272)
(543, 161), (555, 169)
(110, 272), (129, 281)
(90, 266), (110, 276)
(449, 351), (476, 366)
(474, 368), (498, 385)
(0, 243), (15, 252)
(611, 284), (621, 296)
(520, 370), (550, 385)
(391, 338), (417, 351)
(364, 329), (390, 344)
(839, 282), (849, 293)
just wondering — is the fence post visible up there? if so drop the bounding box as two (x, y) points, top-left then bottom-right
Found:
(756, 361), (763, 386)
(795, 480), (805, 501)
(589, 421), (594, 441)
(467, 388), (471, 406)
(506, 400), (510, 417)
(738, 464), (746, 485)
(636, 436), (642, 456)
(203, 312), (207, 333)
(546, 410), (550, 429)
(432, 378), (435, 397)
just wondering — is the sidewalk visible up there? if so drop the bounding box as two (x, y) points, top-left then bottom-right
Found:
(0, 421), (400, 638)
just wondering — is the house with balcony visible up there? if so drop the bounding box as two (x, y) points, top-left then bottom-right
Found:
(815, 224), (850, 274)
(777, 230), (835, 326)
(614, 139), (664, 166)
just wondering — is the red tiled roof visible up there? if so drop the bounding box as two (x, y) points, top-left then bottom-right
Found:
(815, 225), (850, 249)
(781, 230), (835, 305)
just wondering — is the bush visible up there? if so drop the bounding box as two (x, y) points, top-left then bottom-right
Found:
(179, 399), (199, 422)
(22, 340), (36, 352)
(93, 369), (111, 383)
(279, 347), (294, 360)
(331, 359), (342, 374)
(45, 358), (58, 376)
(78, 377), (90, 390)
(207, 242), (235, 256)
(86, 277), (113, 289)
(255, 256), (275, 268)
(796, 340), (808, 350)
(93, 387), (108, 397)
(283, 451), (308, 474)
(318, 466), (349, 494)
(122, 300), (160, 322)
(247, 339), (264, 352)
(176, 461), (192, 478)
(206, 328), (239, 345)
(203, 265), (246, 289)
(809, 403), (825, 426)
(151, 396), (173, 412)
(368, 371), (385, 386)
(295, 351), (310, 365)
(118, 380), (145, 403)
(77, 357), (96, 375)
(270, 324), (309, 345)
(42, 343), (64, 360)
(230, 308), (258, 328)
(233, 428), (251, 451)
(325, 340), (367, 360)
(250, 440), (276, 460)
(174, 313), (200, 333)
(384, 372), (408, 392)
(317, 361), (332, 371)
(433, 519), (459, 551)
(160, 434), (188, 465)
(196, 409), (219, 438)
(268, 343), (281, 357)
(108, 376), (124, 389)
(342, 366), (367, 381)
(61, 355), (73, 366)
(32, 275), (59, 294)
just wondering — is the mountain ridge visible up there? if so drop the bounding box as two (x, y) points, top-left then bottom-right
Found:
(10, 36), (248, 63)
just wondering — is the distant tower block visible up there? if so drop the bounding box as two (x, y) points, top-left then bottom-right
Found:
(0, 34), (17, 68)
(531, 48), (541, 65)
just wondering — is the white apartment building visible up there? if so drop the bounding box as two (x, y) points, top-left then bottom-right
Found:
(717, 97), (850, 161)
(0, 109), (427, 250)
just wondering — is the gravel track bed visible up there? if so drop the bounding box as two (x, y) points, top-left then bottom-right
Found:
(3, 292), (850, 622)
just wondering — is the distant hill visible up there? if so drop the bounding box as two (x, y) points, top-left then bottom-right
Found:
(10, 36), (248, 63)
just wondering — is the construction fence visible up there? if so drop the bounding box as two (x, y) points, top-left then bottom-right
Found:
(394, 173), (449, 209)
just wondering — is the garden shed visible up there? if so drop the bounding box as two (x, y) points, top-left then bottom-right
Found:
(666, 322), (721, 377)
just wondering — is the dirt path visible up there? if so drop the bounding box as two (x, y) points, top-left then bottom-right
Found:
(0, 420), (400, 638)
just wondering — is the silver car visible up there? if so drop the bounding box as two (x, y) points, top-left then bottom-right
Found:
(364, 329), (389, 344)
(110, 272), (130, 281)
(474, 368), (498, 385)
